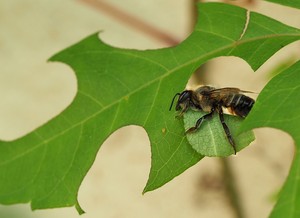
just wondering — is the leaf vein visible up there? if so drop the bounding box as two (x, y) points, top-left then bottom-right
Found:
(35, 124), (83, 203)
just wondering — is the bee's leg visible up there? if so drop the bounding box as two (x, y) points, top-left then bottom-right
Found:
(185, 110), (214, 134)
(217, 106), (237, 154)
(176, 105), (189, 118)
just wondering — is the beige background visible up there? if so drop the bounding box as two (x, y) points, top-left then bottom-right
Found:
(0, 0), (299, 218)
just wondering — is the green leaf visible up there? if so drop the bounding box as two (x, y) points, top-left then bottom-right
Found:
(184, 110), (255, 157)
(1, 2), (300, 213)
(264, 0), (300, 9)
(240, 61), (300, 218)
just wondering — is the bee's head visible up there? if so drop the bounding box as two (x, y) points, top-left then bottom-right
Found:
(169, 90), (193, 111)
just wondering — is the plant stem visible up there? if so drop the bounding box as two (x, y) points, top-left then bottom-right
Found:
(79, 0), (180, 45)
(220, 158), (245, 218)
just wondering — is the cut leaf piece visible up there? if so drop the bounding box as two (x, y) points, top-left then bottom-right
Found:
(184, 110), (255, 156)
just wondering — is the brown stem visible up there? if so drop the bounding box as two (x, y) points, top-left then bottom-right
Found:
(78, 0), (181, 45)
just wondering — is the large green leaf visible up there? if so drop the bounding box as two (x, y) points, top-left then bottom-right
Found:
(0, 2), (300, 213)
(240, 61), (300, 218)
(264, 0), (300, 9)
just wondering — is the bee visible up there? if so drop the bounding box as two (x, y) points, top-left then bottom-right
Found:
(169, 86), (255, 154)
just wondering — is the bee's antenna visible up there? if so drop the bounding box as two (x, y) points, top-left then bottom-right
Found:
(169, 93), (181, 111)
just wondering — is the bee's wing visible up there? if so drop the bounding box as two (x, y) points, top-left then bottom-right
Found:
(206, 88), (239, 98)
(206, 88), (256, 101)
(208, 87), (255, 96)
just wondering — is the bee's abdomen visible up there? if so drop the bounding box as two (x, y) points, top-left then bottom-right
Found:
(224, 94), (255, 117)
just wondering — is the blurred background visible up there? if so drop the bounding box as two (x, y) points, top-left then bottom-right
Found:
(0, 0), (299, 217)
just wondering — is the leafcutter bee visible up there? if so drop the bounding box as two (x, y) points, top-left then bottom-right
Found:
(169, 86), (255, 154)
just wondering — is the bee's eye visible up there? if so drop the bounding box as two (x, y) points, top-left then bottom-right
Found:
(178, 91), (191, 103)
(175, 91), (192, 111)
